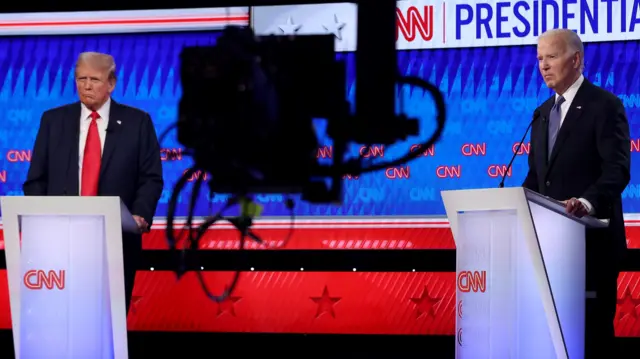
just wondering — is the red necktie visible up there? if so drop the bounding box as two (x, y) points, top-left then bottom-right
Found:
(81, 111), (101, 196)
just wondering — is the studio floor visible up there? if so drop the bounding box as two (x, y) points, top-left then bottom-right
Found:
(0, 331), (638, 358)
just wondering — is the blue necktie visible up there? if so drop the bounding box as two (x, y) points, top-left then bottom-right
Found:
(548, 96), (565, 160)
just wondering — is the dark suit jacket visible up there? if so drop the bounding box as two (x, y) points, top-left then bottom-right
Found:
(23, 99), (163, 228)
(523, 79), (631, 259)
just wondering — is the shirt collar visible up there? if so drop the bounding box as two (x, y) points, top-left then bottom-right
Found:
(81, 97), (111, 123)
(555, 74), (584, 104)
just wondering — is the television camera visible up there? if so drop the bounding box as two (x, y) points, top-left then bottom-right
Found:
(165, 1), (447, 301)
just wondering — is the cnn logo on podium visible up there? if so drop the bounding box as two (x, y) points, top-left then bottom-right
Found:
(23, 269), (65, 290)
(457, 270), (487, 293)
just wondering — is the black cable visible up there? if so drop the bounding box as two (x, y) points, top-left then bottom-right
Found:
(174, 168), (206, 277)
(326, 75), (446, 177)
(165, 167), (194, 250)
(190, 202), (260, 302)
(161, 76), (444, 181)
(165, 167), (200, 278)
(264, 196), (295, 249)
(167, 191), (293, 301)
(167, 173), (263, 302)
(192, 212), (237, 302)
(186, 170), (205, 243)
(163, 75), (445, 302)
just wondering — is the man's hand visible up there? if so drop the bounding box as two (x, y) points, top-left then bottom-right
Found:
(132, 215), (149, 233)
(562, 198), (589, 218)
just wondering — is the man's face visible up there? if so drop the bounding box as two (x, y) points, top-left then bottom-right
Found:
(75, 62), (115, 110)
(537, 35), (580, 92)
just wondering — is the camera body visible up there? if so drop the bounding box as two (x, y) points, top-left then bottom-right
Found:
(179, 27), (348, 201)
(178, 25), (424, 204)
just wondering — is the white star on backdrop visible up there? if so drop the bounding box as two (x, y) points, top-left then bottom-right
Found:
(322, 14), (346, 40)
(278, 16), (302, 35)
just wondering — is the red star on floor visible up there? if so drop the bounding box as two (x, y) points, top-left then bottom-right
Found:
(216, 291), (242, 318)
(617, 287), (640, 321)
(310, 286), (341, 318)
(130, 296), (143, 315)
(410, 286), (442, 319)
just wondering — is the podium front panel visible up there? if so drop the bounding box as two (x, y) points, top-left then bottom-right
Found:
(20, 215), (114, 359)
(455, 209), (556, 359)
(529, 202), (586, 359)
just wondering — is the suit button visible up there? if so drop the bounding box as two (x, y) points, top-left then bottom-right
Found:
(546, 181), (551, 186)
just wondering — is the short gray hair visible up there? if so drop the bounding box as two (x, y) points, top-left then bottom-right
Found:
(75, 52), (117, 80)
(539, 29), (584, 71)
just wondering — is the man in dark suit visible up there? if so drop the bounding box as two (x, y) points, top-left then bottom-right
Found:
(523, 29), (630, 357)
(23, 52), (164, 315)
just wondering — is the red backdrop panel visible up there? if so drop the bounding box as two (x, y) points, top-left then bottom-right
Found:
(0, 221), (639, 336)
(625, 225), (640, 249)
(139, 222), (640, 250)
(0, 270), (638, 336)
(128, 271), (456, 334)
(1, 223), (639, 250)
(141, 222), (455, 250)
(616, 271), (640, 337)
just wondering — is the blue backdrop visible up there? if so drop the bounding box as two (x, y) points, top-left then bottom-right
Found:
(0, 32), (638, 217)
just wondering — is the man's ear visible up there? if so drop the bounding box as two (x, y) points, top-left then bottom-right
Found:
(108, 78), (116, 93)
(572, 53), (581, 70)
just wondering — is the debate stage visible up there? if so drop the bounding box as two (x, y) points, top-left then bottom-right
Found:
(1, 218), (640, 357)
(0, 331), (636, 358)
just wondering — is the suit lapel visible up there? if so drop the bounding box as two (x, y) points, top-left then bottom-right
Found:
(99, 100), (123, 179)
(66, 103), (82, 195)
(547, 81), (590, 170)
(535, 98), (554, 179)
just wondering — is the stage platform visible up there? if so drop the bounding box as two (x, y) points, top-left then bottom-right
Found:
(0, 331), (637, 358)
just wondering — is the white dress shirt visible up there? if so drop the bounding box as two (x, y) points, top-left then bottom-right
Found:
(555, 74), (584, 127)
(554, 75), (594, 214)
(79, 98), (110, 193)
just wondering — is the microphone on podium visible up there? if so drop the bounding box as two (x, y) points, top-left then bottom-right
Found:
(498, 109), (543, 188)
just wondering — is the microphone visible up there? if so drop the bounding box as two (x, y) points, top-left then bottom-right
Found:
(498, 109), (542, 188)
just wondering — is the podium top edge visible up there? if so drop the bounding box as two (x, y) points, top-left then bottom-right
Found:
(0, 196), (122, 200)
(523, 189), (609, 228)
(440, 187), (525, 195)
(0, 196), (125, 216)
(440, 188), (609, 228)
(0, 196), (123, 205)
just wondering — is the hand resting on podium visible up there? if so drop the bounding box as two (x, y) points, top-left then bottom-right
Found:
(561, 197), (591, 218)
(132, 214), (149, 233)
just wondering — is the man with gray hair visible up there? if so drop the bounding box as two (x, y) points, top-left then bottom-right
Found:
(23, 52), (164, 316)
(523, 29), (630, 357)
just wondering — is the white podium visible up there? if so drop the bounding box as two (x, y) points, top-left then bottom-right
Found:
(1, 196), (139, 359)
(441, 187), (608, 359)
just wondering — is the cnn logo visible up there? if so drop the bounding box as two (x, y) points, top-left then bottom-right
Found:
(23, 269), (65, 290)
(457, 270), (486, 293)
